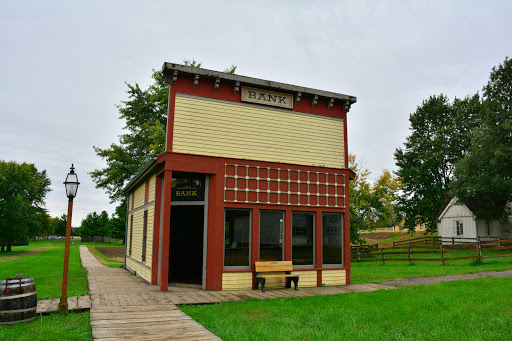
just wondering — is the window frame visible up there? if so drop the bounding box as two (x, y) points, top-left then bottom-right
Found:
(141, 210), (148, 262)
(129, 214), (133, 256)
(223, 208), (252, 270)
(322, 212), (344, 267)
(292, 211), (315, 268)
(456, 220), (463, 236)
(259, 210), (285, 262)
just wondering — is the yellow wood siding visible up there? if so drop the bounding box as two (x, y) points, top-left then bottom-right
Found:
(294, 270), (317, 287)
(322, 270), (346, 286)
(146, 204), (154, 265)
(222, 272), (253, 290)
(133, 183), (145, 209)
(148, 175), (156, 203)
(126, 258), (151, 283)
(173, 95), (345, 168)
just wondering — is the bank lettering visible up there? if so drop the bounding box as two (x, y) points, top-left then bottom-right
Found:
(175, 190), (197, 197)
(242, 87), (293, 109)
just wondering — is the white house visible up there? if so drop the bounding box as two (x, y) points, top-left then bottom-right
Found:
(437, 198), (512, 240)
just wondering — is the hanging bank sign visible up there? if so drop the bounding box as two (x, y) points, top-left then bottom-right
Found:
(241, 87), (293, 109)
(171, 177), (205, 201)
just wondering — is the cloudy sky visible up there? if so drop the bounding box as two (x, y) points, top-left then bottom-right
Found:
(1, 0), (511, 224)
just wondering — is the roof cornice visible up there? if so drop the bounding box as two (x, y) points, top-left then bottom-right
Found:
(161, 63), (357, 108)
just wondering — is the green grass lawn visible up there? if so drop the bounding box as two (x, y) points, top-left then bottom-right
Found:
(0, 311), (91, 341)
(0, 240), (64, 258)
(351, 248), (512, 284)
(0, 244), (88, 299)
(181, 276), (512, 341)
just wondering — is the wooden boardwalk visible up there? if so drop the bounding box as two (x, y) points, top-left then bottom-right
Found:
(80, 246), (395, 340)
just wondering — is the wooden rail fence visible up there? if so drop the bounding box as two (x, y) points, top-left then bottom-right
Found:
(352, 238), (512, 265)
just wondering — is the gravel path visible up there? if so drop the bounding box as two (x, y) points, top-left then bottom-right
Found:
(382, 269), (512, 286)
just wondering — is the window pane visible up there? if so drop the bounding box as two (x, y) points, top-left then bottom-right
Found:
(224, 210), (250, 267)
(260, 211), (284, 261)
(322, 213), (343, 265)
(292, 212), (314, 265)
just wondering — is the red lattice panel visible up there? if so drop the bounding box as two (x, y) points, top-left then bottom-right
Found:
(224, 164), (345, 207)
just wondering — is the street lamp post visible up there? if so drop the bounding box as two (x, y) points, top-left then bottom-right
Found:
(58, 164), (80, 314)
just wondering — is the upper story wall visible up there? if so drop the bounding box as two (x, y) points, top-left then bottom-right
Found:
(163, 64), (356, 170)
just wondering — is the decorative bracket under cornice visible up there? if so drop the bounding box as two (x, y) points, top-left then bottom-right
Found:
(172, 71), (178, 84)
(295, 92), (301, 104)
(328, 98), (334, 110)
(343, 100), (352, 112)
(234, 81), (240, 94)
(312, 95), (318, 108)
(214, 78), (220, 91)
(193, 74), (199, 88)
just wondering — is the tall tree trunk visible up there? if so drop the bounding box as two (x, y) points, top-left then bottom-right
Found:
(6, 241), (12, 252)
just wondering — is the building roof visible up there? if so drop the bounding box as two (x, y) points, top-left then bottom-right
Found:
(161, 63), (357, 109)
(122, 157), (158, 194)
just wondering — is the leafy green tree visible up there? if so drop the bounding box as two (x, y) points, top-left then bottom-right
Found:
(394, 94), (482, 232)
(107, 201), (126, 240)
(450, 57), (512, 220)
(79, 211), (110, 237)
(349, 155), (401, 243)
(91, 60), (237, 222)
(51, 214), (68, 236)
(0, 161), (51, 251)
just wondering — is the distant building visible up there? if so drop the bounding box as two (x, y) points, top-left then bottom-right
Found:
(437, 197), (512, 240)
(123, 63), (357, 291)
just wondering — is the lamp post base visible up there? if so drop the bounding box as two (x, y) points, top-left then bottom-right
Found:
(58, 297), (68, 314)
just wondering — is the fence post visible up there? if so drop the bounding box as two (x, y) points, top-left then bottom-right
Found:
(440, 244), (444, 266)
(423, 236), (426, 245)
(498, 236), (502, 249)
(357, 250), (361, 264)
(452, 237), (454, 245)
(382, 248), (385, 265)
(408, 239), (411, 265)
(476, 240), (481, 262)
(392, 241), (394, 248)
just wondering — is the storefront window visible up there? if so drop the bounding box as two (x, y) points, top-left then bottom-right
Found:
(322, 213), (343, 265)
(224, 209), (250, 267)
(292, 212), (314, 266)
(260, 211), (284, 261)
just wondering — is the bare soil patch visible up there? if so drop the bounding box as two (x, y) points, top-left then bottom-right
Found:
(95, 246), (124, 260)
(359, 232), (435, 247)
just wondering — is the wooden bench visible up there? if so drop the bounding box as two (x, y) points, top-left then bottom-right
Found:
(254, 261), (299, 292)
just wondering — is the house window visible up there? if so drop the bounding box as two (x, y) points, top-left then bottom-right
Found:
(292, 212), (314, 266)
(260, 211), (284, 261)
(456, 221), (463, 236)
(142, 210), (148, 262)
(129, 215), (133, 256)
(323, 213), (343, 265)
(224, 209), (250, 268)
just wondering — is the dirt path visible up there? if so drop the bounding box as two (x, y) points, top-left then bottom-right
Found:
(0, 247), (52, 263)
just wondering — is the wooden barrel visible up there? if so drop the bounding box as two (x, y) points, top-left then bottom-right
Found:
(0, 275), (37, 325)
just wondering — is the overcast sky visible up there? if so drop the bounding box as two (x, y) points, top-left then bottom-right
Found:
(1, 1), (511, 225)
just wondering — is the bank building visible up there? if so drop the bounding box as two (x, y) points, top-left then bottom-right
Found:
(123, 63), (357, 291)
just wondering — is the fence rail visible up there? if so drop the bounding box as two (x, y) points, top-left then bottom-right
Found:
(352, 238), (512, 265)
(390, 235), (504, 248)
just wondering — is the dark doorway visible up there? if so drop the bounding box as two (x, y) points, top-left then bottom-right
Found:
(169, 205), (204, 285)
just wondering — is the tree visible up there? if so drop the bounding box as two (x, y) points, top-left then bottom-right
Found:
(450, 57), (512, 220)
(0, 161), (51, 251)
(51, 214), (68, 236)
(394, 94), (482, 232)
(79, 211), (110, 237)
(349, 155), (401, 243)
(91, 60), (237, 220)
